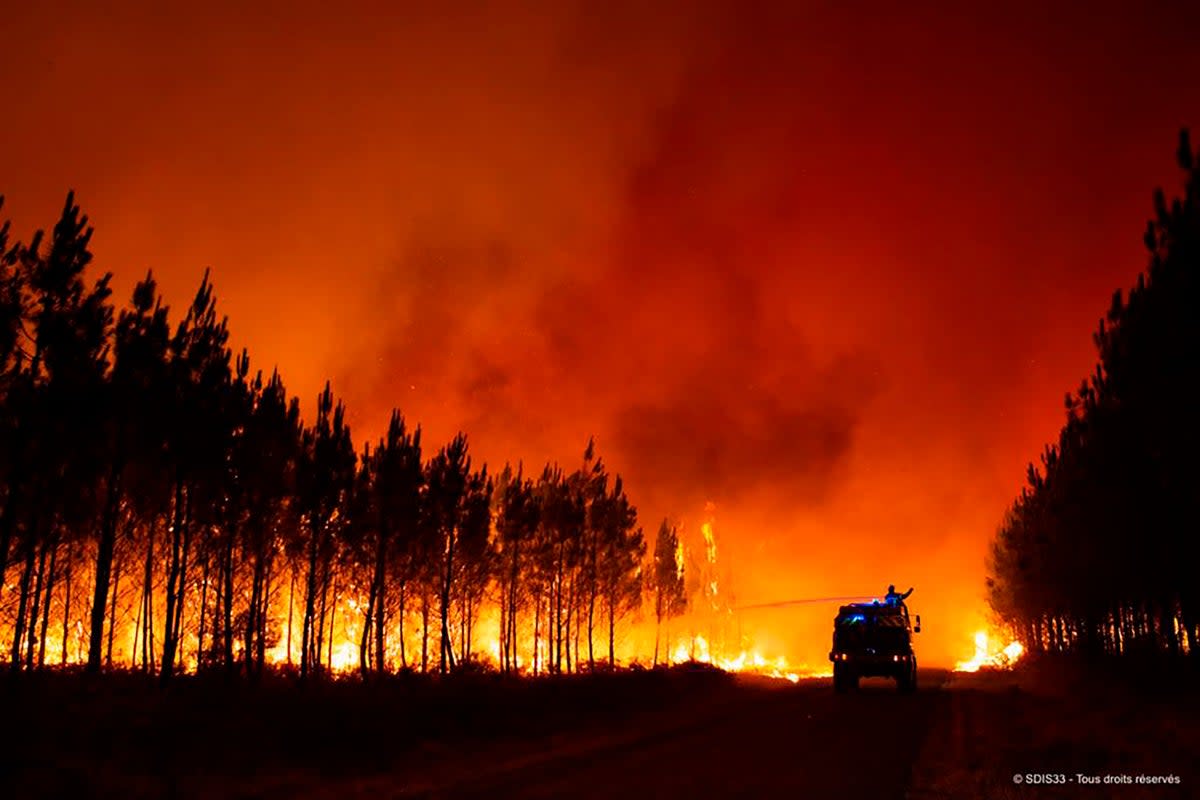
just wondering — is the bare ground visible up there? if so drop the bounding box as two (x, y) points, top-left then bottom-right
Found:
(3, 659), (1198, 799)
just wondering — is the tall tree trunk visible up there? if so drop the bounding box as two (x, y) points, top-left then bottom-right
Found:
(421, 588), (430, 673)
(240, 531), (256, 678)
(499, 590), (507, 672)
(86, 463), (123, 673)
(106, 549), (122, 668)
(501, 573), (510, 672)
(300, 522), (320, 679)
(553, 563), (562, 674)
(140, 518), (155, 671)
(222, 532), (235, 673)
(0, 439), (28, 604)
(197, 551), (210, 670)
(533, 591), (541, 676)
(286, 564), (295, 666)
(61, 546), (73, 666)
(38, 539), (59, 669)
(459, 588), (468, 663)
(371, 573), (383, 673)
(132, 563), (144, 667)
(255, 553), (271, 676)
(26, 536), (50, 668)
(172, 492), (193, 673)
(564, 577), (574, 674)
(326, 577), (338, 671)
(467, 592), (475, 661)
(501, 584), (510, 672)
(577, 598), (584, 671)
(146, 563), (156, 673)
(11, 526), (39, 672)
(439, 528), (457, 674)
(316, 556), (332, 672)
(359, 577), (375, 677)
(161, 482), (191, 683)
(550, 575), (558, 674)
(373, 522), (388, 673)
(246, 544), (264, 678)
(0, 497), (17, 614)
(398, 579), (408, 669)
(161, 480), (184, 681)
(587, 581), (596, 671)
(510, 573), (520, 672)
(608, 596), (616, 668)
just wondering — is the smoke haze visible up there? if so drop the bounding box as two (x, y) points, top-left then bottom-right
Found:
(4, 0), (1200, 665)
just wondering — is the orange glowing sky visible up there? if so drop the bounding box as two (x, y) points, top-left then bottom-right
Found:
(3, 1), (1199, 667)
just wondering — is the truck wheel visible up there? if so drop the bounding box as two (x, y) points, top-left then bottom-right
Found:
(897, 663), (917, 693)
(833, 664), (853, 693)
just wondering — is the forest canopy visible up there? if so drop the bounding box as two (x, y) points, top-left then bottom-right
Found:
(986, 130), (1199, 659)
(0, 194), (670, 680)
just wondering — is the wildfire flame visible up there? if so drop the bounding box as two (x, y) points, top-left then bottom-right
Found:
(669, 634), (829, 683)
(14, 498), (843, 681)
(700, 520), (718, 566)
(954, 629), (1024, 672)
(328, 642), (361, 673)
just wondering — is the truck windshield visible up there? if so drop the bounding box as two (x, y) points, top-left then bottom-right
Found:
(837, 611), (908, 630)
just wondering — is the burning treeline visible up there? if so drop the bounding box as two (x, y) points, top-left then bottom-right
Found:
(0, 193), (793, 679)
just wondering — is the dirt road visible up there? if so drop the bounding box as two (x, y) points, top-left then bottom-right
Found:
(10, 665), (1197, 799)
(379, 666), (1197, 800)
(385, 673), (950, 799)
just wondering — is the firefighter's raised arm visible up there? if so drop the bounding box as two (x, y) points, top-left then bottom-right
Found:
(900, 587), (913, 600)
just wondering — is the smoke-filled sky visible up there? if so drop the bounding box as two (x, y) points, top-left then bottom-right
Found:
(3, 1), (1199, 666)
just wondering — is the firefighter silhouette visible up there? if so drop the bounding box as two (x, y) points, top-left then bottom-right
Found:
(885, 585), (913, 608)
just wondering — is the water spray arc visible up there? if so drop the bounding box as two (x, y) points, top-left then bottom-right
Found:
(734, 595), (878, 611)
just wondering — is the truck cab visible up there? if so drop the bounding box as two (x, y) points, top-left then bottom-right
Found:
(829, 601), (920, 692)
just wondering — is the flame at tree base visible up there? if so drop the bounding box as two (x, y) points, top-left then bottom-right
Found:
(954, 630), (1024, 672)
(670, 634), (830, 683)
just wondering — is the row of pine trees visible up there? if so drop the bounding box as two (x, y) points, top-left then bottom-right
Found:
(0, 193), (689, 681)
(987, 130), (1199, 658)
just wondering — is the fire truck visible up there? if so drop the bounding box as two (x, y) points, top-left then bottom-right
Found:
(829, 601), (920, 692)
